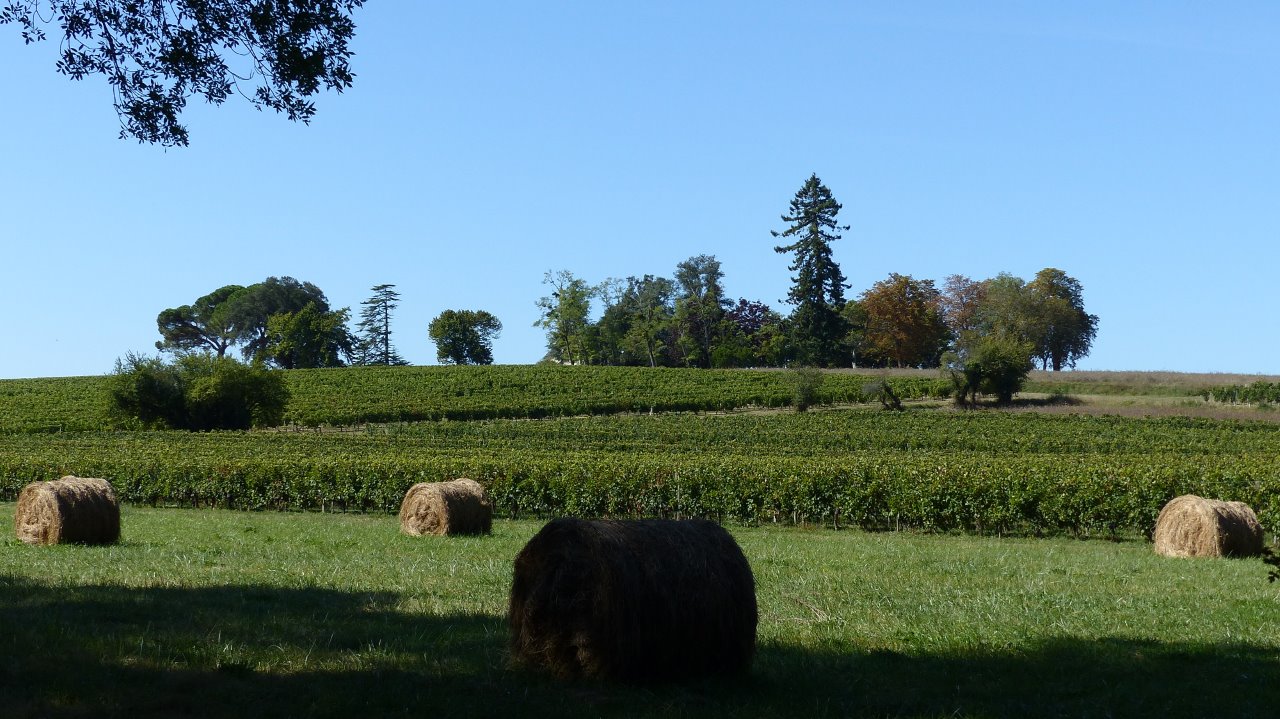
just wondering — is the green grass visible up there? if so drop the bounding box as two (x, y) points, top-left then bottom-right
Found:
(2, 505), (1278, 718)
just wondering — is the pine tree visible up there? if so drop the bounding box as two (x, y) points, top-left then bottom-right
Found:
(355, 284), (408, 366)
(772, 174), (851, 367)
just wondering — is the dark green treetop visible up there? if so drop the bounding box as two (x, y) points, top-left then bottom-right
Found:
(355, 284), (408, 366)
(2, 0), (366, 146)
(772, 174), (851, 367)
(428, 310), (502, 365)
(155, 277), (348, 368)
(155, 284), (246, 357)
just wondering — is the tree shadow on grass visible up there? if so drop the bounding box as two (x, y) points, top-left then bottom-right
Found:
(0, 575), (1276, 718)
(752, 637), (1279, 719)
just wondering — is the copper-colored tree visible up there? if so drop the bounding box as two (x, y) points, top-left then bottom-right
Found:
(859, 273), (949, 368)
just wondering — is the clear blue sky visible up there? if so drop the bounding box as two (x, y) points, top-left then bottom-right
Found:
(2, 2), (1276, 379)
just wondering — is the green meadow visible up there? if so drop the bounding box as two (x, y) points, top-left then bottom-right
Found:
(2, 506), (1277, 718)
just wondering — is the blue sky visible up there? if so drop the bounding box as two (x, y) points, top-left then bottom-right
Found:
(1, 2), (1276, 379)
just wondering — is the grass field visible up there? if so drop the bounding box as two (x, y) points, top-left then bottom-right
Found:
(2, 505), (1278, 718)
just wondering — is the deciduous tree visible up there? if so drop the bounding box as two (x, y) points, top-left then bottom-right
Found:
(534, 270), (594, 365)
(859, 273), (949, 368)
(428, 310), (502, 365)
(598, 275), (674, 368)
(973, 273), (1037, 342)
(262, 302), (352, 369)
(943, 335), (1034, 406)
(940, 274), (988, 339)
(230, 277), (334, 363)
(672, 254), (729, 369)
(3, 0), (366, 146)
(1026, 268), (1099, 371)
(722, 299), (786, 367)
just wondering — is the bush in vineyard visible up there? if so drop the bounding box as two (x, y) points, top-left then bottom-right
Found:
(107, 353), (288, 431)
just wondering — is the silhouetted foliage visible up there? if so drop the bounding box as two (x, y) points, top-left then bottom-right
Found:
(2, 0), (366, 145)
(354, 284), (408, 366)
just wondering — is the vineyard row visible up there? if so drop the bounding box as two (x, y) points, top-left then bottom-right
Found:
(3, 441), (1275, 536)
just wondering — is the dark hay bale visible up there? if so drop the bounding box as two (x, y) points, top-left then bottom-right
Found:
(15, 476), (121, 546)
(398, 478), (492, 536)
(1152, 494), (1264, 558)
(508, 518), (757, 682)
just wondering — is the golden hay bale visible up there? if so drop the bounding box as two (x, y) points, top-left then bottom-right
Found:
(1152, 494), (1264, 558)
(398, 478), (492, 536)
(508, 518), (757, 682)
(15, 476), (121, 546)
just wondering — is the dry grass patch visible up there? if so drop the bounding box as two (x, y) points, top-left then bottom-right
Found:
(509, 518), (757, 682)
(15, 476), (120, 546)
(1153, 495), (1264, 558)
(398, 478), (492, 536)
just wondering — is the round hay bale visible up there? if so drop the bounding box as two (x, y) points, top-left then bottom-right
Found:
(398, 478), (491, 536)
(15, 476), (121, 546)
(508, 518), (757, 682)
(1152, 494), (1264, 558)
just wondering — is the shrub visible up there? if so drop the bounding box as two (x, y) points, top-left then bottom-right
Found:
(180, 354), (289, 430)
(788, 366), (825, 412)
(107, 353), (288, 430)
(945, 336), (1034, 406)
(862, 379), (904, 411)
(106, 353), (187, 429)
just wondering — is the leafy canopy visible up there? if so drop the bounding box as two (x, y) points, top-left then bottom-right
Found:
(156, 276), (349, 368)
(2, 0), (365, 145)
(534, 271), (594, 365)
(858, 273), (949, 369)
(428, 310), (502, 366)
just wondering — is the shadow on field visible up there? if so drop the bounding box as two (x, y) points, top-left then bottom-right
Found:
(0, 576), (512, 719)
(1, 575), (1277, 718)
(752, 638), (1279, 719)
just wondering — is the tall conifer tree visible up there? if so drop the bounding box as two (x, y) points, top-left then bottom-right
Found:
(772, 174), (851, 366)
(355, 284), (408, 366)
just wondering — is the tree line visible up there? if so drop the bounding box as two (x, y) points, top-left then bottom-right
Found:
(109, 280), (501, 430)
(152, 278), (501, 369)
(144, 175), (1096, 381)
(535, 174), (1100, 378)
(111, 175), (1098, 430)
(157, 279), (404, 367)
